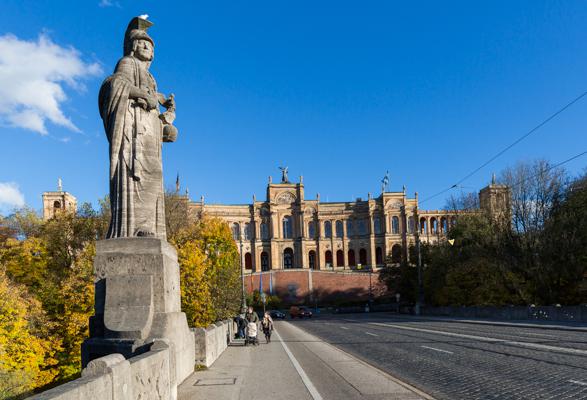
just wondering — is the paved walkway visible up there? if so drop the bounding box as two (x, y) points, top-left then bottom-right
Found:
(178, 320), (429, 400)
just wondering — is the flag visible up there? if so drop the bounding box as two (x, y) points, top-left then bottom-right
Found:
(259, 272), (263, 293)
(269, 272), (273, 295)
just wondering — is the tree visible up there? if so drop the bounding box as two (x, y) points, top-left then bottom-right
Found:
(0, 267), (59, 399)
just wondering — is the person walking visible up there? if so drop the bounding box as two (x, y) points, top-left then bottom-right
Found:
(261, 312), (274, 343)
(234, 311), (246, 339)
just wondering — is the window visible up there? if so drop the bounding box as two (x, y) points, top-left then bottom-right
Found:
(283, 216), (293, 239)
(309, 250), (316, 270)
(408, 217), (415, 234)
(359, 248), (367, 265)
(346, 220), (354, 237)
(374, 217), (382, 234)
(325, 250), (333, 267)
(261, 251), (270, 271)
(358, 219), (367, 235)
(450, 216), (457, 227)
(392, 216), (400, 234)
(430, 217), (438, 234)
(231, 222), (240, 240)
(335, 220), (343, 238)
(324, 221), (332, 238)
(419, 217), (427, 234)
(283, 248), (294, 269)
(336, 250), (344, 267)
(244, 223), (251, 240)
(376, 247), (383, 265)
(308, 221), (315, 238)
(260, 222), (269, 240)
(244, 252), (252, 269)
(391, 244), (402, 263)
(53, 201), (61, 209)
(441, 217), (448, 233)
(348, 249), (356, 266)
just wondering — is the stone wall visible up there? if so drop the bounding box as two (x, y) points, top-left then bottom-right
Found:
(28, 321), (234, 400)
(421, 305), (587, 323)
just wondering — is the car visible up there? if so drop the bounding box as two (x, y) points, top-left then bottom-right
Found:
(289, 306), (313, 319)
(269, 310), (286, 319)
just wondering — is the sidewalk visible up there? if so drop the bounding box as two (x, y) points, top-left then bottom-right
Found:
(178, 321), (429, 400)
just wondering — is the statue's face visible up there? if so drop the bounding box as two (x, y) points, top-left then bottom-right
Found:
(134, 39), (154, 61)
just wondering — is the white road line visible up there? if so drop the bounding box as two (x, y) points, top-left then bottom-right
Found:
(518, 332), (556, 338)
(365, 332), (379, 337)
(421, 345), (454, 354)
(569, 379), (587, 386)
(274, 329), (323, 400)
(340, 326), (350, 330)
(370, 322), (587, 356)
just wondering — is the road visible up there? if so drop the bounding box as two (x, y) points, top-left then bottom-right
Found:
(288, 313), (587, 400)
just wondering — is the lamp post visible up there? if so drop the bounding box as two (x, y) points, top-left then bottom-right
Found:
(239, 239), (247, 311)
(414, 207), (423, 316)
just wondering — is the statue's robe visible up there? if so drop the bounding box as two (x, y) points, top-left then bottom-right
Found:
(99, 56), (166, 239)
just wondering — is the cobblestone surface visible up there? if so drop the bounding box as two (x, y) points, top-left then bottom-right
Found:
(292, 314), (587, 400)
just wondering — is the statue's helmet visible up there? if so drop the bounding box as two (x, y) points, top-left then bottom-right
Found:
(124, 16), (154, 56)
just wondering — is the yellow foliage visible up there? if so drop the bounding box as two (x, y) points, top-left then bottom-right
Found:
(0, 267), (59, 398)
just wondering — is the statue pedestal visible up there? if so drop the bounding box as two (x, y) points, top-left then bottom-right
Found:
(82, 238), (195, 383)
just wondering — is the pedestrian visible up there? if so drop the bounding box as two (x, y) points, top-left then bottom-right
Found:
(234, 310), (247, 339)
(261, 312), (274, 343)
(245, 306), (259, 324)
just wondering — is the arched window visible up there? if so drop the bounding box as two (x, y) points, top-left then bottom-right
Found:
(419, 217), (427, 234)
(376, 247), (383, 265)
(53, 201), (61, 209)
(244, 252), (252, 269)
(308, 221), (315, 238)
(440, 217), (448, 233)
(348, 249), (356, 266)
(357, 219), (367, 235)
(244, 223), (251, 240)
(308, 250), (316, 270)
(408, 216), (415, 234)
(325, 250), (333, 267)
(391, 244), (402, 264)
(283, 248), (294, 269)
(324, 221), (332, 238)
(335, 220), (343, 238)
(450, 216), (457, 227)
(346, 220), (354, 237)
(261, 251), (270, 271)
(374, 217), (382, 234)
(283, 216), (293, 239)
(336, 250), (344, 267)
(359, 248), (367, 265)
(430, 217), (438, 234)
(392, 216), (400, 234)
(231, 222), (240, 240)
(260, 222), (269, 240)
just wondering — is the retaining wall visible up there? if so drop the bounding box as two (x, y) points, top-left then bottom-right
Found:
(28, 320), (234, 400)
(421, 305), (587, 323)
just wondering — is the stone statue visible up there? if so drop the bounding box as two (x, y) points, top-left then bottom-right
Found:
(99, 16), (177, 239)
(279, 166), (289, 183)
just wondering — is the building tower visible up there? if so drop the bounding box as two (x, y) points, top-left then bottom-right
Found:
(478, 174), (510, 223)
(42, 178), (77, 220)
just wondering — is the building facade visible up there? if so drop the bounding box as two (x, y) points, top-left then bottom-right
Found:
(189, 174), (507, 272)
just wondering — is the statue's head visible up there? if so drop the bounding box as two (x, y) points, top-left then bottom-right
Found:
(124, 16), (154, 59)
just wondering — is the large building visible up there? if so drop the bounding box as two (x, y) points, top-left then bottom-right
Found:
(42, 178), (77, 220)
(189, 172), (508, 272)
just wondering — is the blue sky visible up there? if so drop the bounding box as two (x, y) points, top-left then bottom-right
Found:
(1, 1), (587, 214)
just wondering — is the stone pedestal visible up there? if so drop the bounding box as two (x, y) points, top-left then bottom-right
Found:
(82, 238), (195, 383)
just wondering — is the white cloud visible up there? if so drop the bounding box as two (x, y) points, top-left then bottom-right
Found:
(0, 182), (25, 214)
(0, 33), (102, 135)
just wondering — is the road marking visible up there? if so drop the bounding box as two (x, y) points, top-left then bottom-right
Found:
(341, 318), (359, 322)
(365, 332), (379, 337)
(518, 332), (556, 338)
(340, 326), (350, 330)
(370, 322), (587, 356)
(274, 329), (323, 400)
(421, 345), (454, 354)
(569, 380), (587, 386)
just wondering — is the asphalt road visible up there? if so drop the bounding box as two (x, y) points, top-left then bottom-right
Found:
(288, 313), (587, 400)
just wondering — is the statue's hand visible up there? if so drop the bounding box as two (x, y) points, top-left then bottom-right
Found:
(146, 95), (159, 110)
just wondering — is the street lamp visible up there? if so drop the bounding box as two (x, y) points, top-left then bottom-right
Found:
(239, 239), (247, 311)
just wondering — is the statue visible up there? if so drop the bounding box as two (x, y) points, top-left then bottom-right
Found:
(279, 166), (289, 183)
(99, 16), (177, 239)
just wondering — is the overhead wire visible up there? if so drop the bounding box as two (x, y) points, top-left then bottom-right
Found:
(419, 90), (587, 205)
